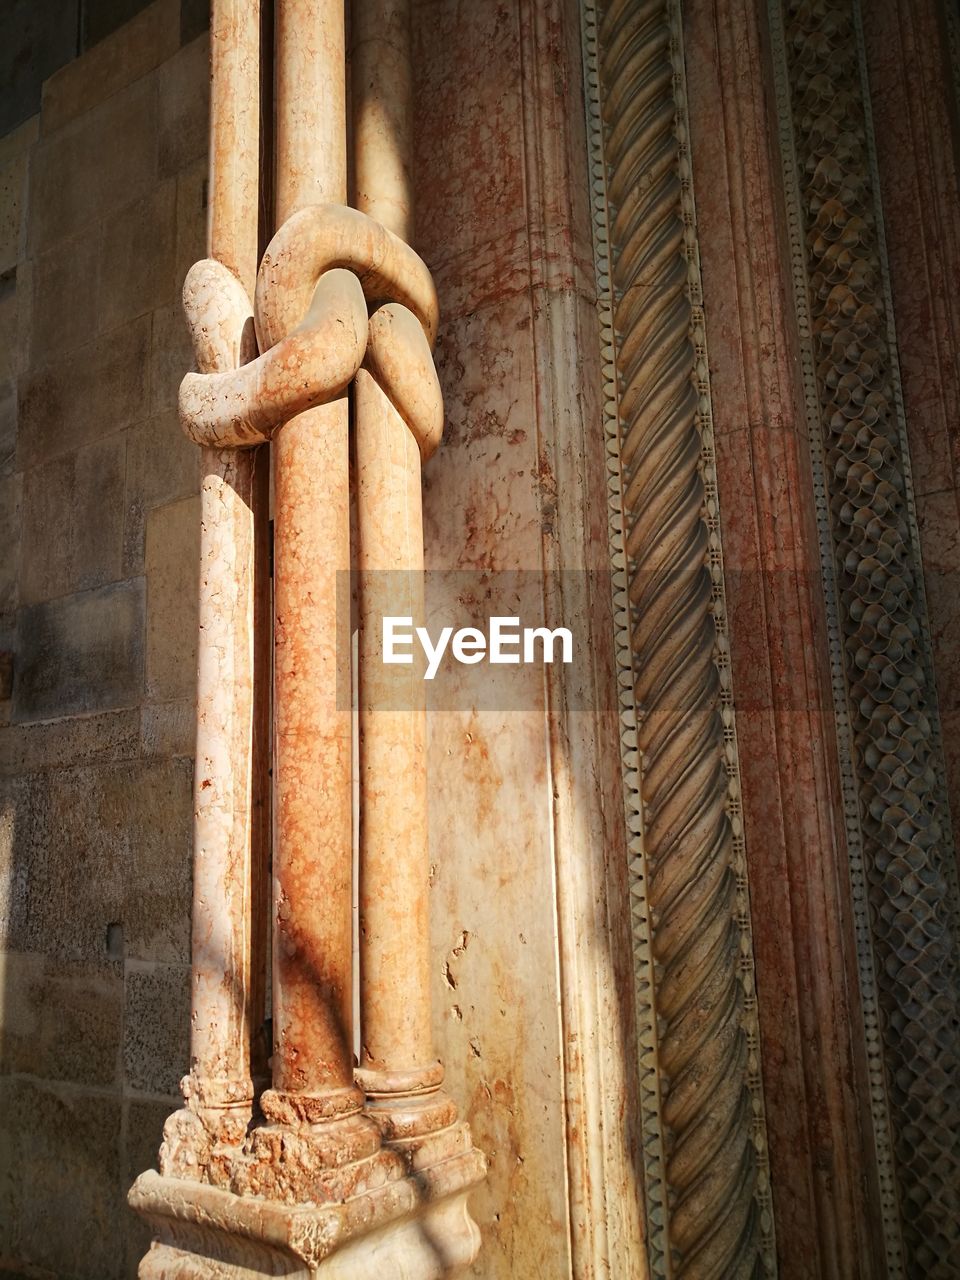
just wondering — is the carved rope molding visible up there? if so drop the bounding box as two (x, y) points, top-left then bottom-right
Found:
(768, 1), (960, 1275)
(582, 2), (775, 1276)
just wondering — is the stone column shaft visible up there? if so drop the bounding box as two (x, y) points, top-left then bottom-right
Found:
(188, 0), (262, 1109)
(270, 0), (358, 1104)
(351, 0), (439, 1108)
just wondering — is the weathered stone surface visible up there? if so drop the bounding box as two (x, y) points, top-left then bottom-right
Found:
(122, 1098), (172, 1277)
(159, 33), (209, 177)
(0, 269), (21, 386)
(20, 434), (125, 606)
(0, 379), (15, 478)
(28, 229), (100, 365)
(13, 580), (143, 722)
(18, 314), (151, 468)
(0, 756), (191, 966)
(0, 707), (139, 773)
(150, 305), (197, 416)
(0, 471), (21, 621)
(0, 955), (123, 1086)
(0, 1078), (122, 1280)
(140, 699), (195, 758)
(122, 410), (201, 575)
(123, 962), (191, 1095)
(0, 767), (122, 960)
(121, 756), (193, 963)
(42, 0), (179, 135)
(175, 156), (207, 286)
(28, 75), (158, 252)
(0, 142), (30, 275)
(0, 948), (45, 1076)
(99, 183), (178, 331)
(145, 496), (200, 703)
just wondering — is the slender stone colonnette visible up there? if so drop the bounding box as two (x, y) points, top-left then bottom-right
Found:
(128, 0), (485, 1274)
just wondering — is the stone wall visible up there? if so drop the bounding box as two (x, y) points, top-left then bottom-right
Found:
(0, 4), (209, 1274)
(0, 0), (209, 137)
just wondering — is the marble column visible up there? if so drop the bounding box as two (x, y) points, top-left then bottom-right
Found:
(266, 0), (363, 1121)
(186, 0), (263, 1127)
(352, 0), (451, 1137)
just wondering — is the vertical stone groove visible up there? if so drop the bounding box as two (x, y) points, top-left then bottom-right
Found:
(584, 1), (774, 1276)
(769, 1), (960, 1274)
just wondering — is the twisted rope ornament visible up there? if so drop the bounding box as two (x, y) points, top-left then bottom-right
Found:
(597, 1), (767, 1275)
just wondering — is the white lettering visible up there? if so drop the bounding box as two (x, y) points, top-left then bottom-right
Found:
(418, 625), (453, 680)
(451, 627), (487, 664)
(489, 616), (521, 664)
(523, 626), (573, 665)
(383, 616), (414, 663)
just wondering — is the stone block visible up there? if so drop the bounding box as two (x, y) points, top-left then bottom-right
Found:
(139, 698), (195, 758)
(145, 496), (200, 703)
(28, 229), (100, 366)
(0, 1077), (122, 1280)
(18, 313), (151, 467)
(149, 302), (197, 416)
(0, 0), (77, 138)
(123, 962), (190, 1095)
(159, 33), (209, 177)
(0, 707), (139, 774)
(180, 0), (210, 44)
(0, 472), (21, 622)
(42, 0), (179, 135)
(0, 268), (20, 385)
(1, 755), (191, 968)
(27, 964), (124, 1087)
(12, 578), (145, 722)
(123, 1097), (174, 1276)
(29, 75), (158, 253)
(175, 156), (207, 286)
(0, 114), (39, 170)
(0, 766), (122, 961)
(20, 433), (125, 606)
(82, 0), (160, 50)
(99, 182), (178, 332)
(27, 118), (104, 253)
(0, 147), (29, 276)
(122, 409), (201, 573)
(0, 948), (45, 1075)
(0, 380), (14, 478)
(121, 755), (193, 963)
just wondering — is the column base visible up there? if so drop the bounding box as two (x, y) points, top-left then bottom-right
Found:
(130, 1138), (485, 1280)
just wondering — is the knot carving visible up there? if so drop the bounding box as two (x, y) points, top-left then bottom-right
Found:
(179, 204), (443, 459)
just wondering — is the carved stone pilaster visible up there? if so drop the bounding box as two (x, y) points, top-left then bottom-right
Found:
(768, 1), (960, 1274)
(581, 2), (775, 1276)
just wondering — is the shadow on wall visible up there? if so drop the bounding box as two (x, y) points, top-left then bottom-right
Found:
(0, 3), (212, 1275)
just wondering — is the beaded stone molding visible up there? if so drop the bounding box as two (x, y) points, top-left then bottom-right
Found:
(581, 1), (776, 1276)
(768, 1), (960, 1275)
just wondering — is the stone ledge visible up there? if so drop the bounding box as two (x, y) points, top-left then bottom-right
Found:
(130, 1146), (486, 1279)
